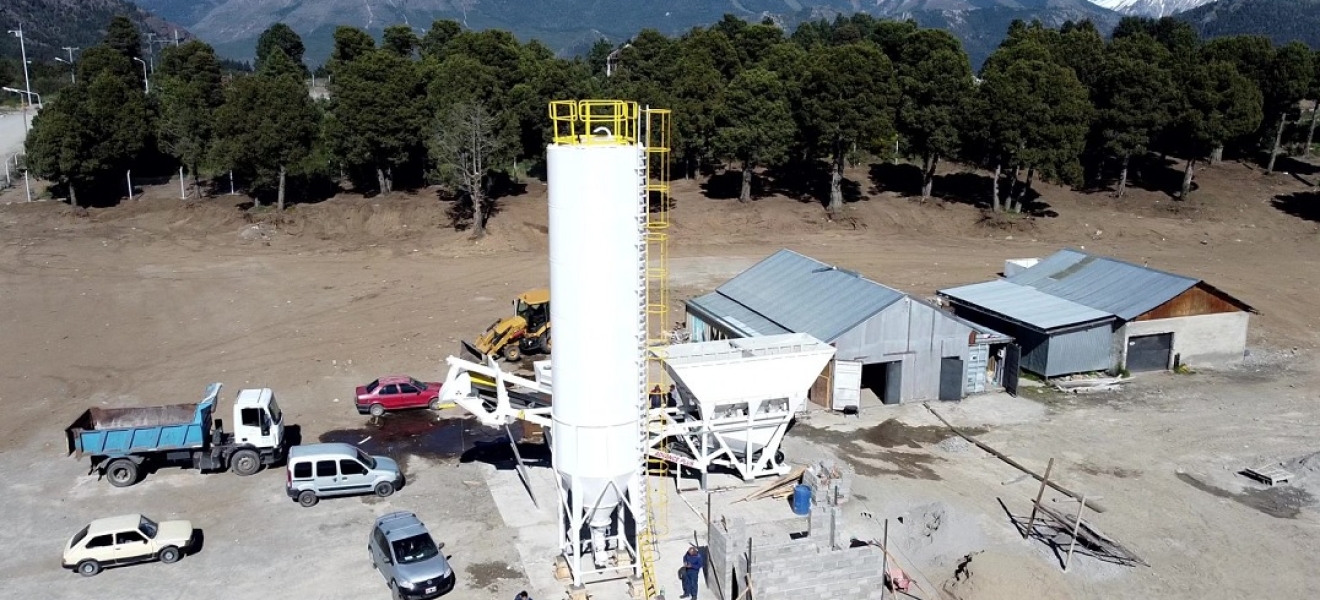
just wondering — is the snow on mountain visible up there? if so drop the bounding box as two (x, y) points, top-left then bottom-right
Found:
(1088, 0), (1213, 16)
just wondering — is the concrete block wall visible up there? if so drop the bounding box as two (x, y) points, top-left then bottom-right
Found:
(748, 544), (885, 599)
(705, 516), (746, 600)
(1124, 312), (1250, 368)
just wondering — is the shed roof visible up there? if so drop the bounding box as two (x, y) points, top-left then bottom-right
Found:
(940, 280), (1115, 331)
(698, 250), (906, 342)
(1006, 249), (1199, 320)
(687, 292), (790, 338)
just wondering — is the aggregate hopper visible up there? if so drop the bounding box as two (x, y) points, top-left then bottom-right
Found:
(652, 332), (835, 481)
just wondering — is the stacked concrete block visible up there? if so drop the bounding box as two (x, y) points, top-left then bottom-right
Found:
(803, 460), (852, 507)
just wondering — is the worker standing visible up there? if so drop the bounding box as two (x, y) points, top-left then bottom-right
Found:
(680, 545), (704, 599)
(514, 591), (532, 600)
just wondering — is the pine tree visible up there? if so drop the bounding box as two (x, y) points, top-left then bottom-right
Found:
(797, 42), (899, 217)
(212, 68), (320, 210)
(895, 29), (973, 200)
(712, 68), (795, 203)
(157, 41), (224, 200)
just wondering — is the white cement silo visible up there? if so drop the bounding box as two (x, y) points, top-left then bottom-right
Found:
(546, 134), (645, 584)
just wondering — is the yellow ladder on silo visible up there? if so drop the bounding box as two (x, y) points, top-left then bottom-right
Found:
(637, 106), (672, 600)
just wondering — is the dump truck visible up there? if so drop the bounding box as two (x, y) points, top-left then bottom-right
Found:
(470, 288), (551, 362)
(66, 382), (286, 487)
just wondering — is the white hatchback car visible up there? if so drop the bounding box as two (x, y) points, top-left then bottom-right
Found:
(62, 514), (195, 576)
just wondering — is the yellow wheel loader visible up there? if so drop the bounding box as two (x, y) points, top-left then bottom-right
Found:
(465, 289), (551, 362)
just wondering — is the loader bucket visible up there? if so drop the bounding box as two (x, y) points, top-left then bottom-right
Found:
(460, 340), (486, 362)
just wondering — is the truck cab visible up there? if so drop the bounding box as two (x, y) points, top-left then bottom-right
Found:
(231, 387), (283, 452)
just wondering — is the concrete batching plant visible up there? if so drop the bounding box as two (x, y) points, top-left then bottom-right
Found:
(436, 100), (833, 600)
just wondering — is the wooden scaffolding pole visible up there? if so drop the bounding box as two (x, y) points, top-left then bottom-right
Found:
(925, 405), (1106, 513)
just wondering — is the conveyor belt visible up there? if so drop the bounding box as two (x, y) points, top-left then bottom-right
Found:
(470, 381), (551, 410)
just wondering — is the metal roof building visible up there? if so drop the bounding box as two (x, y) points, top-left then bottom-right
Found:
(686, 250), (1014, 408)
(939, 249), (1254, 378)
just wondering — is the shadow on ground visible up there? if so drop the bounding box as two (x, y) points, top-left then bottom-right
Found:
(1272, 191), (1320, 222)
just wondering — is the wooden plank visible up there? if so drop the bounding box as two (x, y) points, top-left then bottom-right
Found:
(735, 466), (806, 503)
(926, 405), (1107, 513)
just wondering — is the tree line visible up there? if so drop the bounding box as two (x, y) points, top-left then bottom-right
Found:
(21, 14), (1320, 229)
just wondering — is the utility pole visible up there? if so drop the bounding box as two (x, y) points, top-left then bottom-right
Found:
(7, 24), (32, 136)
(60, 46), (79, 84)
(146, 33), (158, 73)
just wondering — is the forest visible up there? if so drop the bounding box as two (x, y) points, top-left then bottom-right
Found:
(16, 13), (1320, 234)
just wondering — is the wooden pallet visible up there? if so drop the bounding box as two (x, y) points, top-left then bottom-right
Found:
(1242, 465), (1292, 486)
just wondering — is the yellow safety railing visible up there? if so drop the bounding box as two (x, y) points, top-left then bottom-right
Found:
(549, 100), (639, 146)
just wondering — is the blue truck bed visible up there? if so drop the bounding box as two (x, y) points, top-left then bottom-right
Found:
(66, 384), (219, 458)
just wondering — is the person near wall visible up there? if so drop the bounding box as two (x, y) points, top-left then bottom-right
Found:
(514, 592), (532, 600)
(680, 545), (704, 599)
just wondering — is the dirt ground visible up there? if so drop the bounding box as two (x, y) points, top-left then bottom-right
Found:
(0, 157), (1317, 599)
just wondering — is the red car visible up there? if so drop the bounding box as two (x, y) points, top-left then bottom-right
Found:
(356, 376), (444, 416)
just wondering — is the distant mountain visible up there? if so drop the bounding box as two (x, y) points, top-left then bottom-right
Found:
(1088, 0), (1212, 17)
(129, 0), (1121, 68)
(1177, 0), (1320, 48)
(0, 0), (190, 60)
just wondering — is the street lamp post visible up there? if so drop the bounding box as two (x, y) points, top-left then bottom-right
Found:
(58, 47), (79, 83)
(7, 24), (33, 136)
(132, 57), (150, 94)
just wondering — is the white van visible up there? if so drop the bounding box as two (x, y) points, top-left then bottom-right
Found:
(286, 443), (403, 507)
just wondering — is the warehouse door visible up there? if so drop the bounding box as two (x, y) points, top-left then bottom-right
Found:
(1003, 344), (1021, 397)
(861, 361), (903, 405)
(939, 357), (964, 401)
(1127, 333), (1173, 372)
(832, 360), (862, 411)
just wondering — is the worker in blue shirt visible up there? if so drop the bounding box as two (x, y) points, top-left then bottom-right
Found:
(680, 546), (704, 599)
(514, 591), (532, 600)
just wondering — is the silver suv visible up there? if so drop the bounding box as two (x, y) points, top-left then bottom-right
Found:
(368, 512), (455, 599)
(286, 443), (403, 507)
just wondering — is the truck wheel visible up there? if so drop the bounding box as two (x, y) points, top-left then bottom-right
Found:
(159, 545), (181, 564)
(502, 344), (521, 362)
(76, 559), (101, 577)
(106, 459), (139, 487)
(298, 490), (319, 507)
(369, 403), (386, 417)
(230, 449), (261, 476)
(429, 398), (441, 411)
(374, 481), (395, 497)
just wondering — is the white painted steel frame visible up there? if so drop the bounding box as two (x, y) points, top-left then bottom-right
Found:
(646, 333), (835, 483)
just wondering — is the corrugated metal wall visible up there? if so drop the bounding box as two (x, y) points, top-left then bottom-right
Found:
(952, 306), (1049, 375)
(949, 304), (1115, 378)
(1043, 324), (1118, 377)
(833, 298), (975, 402)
